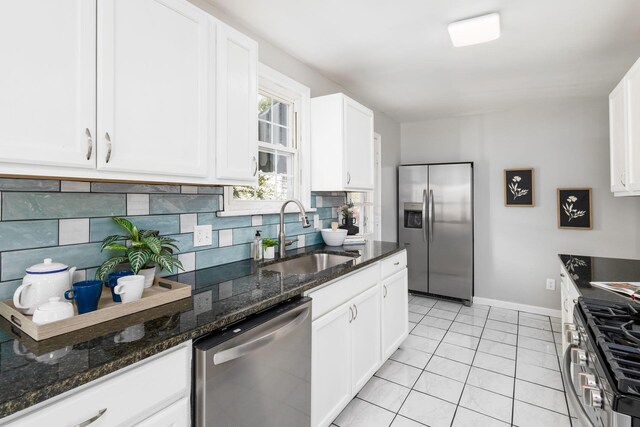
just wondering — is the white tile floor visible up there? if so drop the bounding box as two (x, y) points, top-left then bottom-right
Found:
(332, 295), (575, 427)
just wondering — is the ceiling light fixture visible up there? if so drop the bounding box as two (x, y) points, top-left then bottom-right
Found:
(448, 13), (501, 47)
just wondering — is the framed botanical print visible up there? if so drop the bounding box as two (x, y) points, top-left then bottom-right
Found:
(504, 168), (534, 207)
(558, 188), (592, 230)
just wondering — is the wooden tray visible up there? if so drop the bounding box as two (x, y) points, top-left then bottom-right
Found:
(0, 277), (192, 341)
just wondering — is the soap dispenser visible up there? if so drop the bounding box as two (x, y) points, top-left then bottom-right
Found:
(253, 230), (263, 261)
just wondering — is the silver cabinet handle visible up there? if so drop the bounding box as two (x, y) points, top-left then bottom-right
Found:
(560, 273), (566, 278)
(422, 189), (427, 242)
(383, 285), (387, 298)
(353, 303), (358, 320)
(393, 261), (400, 266)
(428, 189), (434, 242)
(347, 172), (351, 184)
(252, 156), (257, 176)
(75, 408), (107, 427)
(348, 305), (354, 323)
(105, 132), (112, 163)
(621, 171), (626, 187)
(85, 128), (93, 160)
(213, 308), (309, 365)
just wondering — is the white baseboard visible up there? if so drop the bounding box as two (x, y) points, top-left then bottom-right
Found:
(473, 297), (562, 319)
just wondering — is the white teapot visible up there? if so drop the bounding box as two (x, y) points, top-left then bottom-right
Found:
(13, 259), (77, 315)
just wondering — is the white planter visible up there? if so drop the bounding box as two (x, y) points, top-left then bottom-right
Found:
(263, 247), (275, 260)
(139, 266), (156, 288)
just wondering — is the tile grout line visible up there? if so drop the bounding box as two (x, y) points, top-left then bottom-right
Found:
(511, 310), (520, 426)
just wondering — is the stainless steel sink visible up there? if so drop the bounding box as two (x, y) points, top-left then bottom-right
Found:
(261, 253), (357, 275)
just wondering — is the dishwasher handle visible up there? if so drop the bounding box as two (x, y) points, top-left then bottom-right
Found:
(213, 307), (310, 365)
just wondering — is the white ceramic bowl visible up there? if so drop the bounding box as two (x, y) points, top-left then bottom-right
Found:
(321, 229), (348, 246)
(32, 297), (74, 325)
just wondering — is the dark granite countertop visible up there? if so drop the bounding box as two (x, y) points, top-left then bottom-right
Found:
(559, 254), (640, 304)
(0, 241), (403, 419)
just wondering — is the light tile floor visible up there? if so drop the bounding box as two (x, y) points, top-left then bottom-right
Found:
(332, 295), (576, 427)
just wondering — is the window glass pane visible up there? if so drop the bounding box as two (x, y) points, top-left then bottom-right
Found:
(258, 120), (271, 144)
(272, 101), (288, 126)
(259, 151), (274, 173)
(277, 153), (292, 174)
(273, 125), (288, 147)
(258, 95), (271, 121)
(256, 174), (276, 200)
(233, 185), (256, 200)
(275, 175), (294, 200)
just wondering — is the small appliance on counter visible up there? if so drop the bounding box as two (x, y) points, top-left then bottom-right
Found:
(398, 163), (474, 305)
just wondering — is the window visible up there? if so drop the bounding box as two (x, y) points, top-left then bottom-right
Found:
(348, 192), (374, 236)
(224, 64), (311, 214)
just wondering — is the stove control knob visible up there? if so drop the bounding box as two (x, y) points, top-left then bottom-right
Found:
(578, 372), (597, 388)
(570, 348), (588, 366)
(566, 330), (581, 346)
(564, 324), (576, 332)
(582, 387), (603, 408)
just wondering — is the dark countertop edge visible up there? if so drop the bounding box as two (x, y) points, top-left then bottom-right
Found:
(0, 245), (405, 419)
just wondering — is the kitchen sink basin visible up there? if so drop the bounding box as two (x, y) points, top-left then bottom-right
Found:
(261, 253), (357, 275)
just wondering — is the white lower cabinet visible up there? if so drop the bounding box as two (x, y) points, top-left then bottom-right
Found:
(308, 250), (407, 427)
(5, 343), (191, 427)
(382, 268), (409, 359)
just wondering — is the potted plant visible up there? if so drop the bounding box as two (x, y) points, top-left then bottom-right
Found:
(338, 201), (359, 235)
(96, 217), (183, 287)
(262, 238), (279, 260)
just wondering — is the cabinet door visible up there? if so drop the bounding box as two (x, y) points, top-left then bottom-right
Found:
(343, 97), (374, 190)
(382, 269), (409, 360)
(312, 303), (352, 427)
(215, 22), (258, 183)
(350, 285), (381, 392)
(626, 61), (640, 191)
(0, 0), (96, 169)
(97, 0), (210, 178)
(610, 80), (628, 193)
(136, 397), (190, 427)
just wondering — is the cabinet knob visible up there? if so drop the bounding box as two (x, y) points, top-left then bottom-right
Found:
(105, 132), (112, 163)
(85, 128), (93, 160)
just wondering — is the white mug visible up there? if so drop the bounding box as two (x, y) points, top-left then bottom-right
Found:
(114, 275), (145, 303)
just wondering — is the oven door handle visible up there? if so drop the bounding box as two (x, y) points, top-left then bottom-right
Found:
(562, 345), (597, 427)
(213, 308), (310, 365)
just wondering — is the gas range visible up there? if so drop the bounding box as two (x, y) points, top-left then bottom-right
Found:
(565, 297), (640, 427)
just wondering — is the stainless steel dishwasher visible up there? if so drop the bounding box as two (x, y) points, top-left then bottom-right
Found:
(194, 297), (311, 427)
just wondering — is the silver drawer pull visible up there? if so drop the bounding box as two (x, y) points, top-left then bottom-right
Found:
(75, 408), (107, 427)
(85, 128), (93, 160)
(393, 261), (400, 266)
(105, 132), (112, 163)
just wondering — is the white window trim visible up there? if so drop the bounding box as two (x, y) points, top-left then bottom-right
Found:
(222, 63), (312, 216)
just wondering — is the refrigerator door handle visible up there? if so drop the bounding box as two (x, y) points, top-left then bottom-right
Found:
(422, 189), (428, 241)
(429, 189), (434, 242)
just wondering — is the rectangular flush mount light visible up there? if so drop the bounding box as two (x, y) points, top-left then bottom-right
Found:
(448, 13), (500, 47)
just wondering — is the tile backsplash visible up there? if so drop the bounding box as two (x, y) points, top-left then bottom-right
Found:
(0, 178), (345, 299)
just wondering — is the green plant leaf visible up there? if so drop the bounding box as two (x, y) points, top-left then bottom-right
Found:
(150, 253), (173, 273)
(104, 243), (128, 252)
(101, 234), (125, 252)
(112, 217), (136, 237)
(127, 247), (152, 274)
(158, 236), (180, 251)
(96, 256), (128, 281)
(142, 236), (162, 255)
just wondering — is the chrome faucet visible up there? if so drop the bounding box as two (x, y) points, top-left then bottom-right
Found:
(279, 199), (311, 257)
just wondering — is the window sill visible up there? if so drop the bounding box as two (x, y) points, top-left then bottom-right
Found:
(217, 207), (317, 217)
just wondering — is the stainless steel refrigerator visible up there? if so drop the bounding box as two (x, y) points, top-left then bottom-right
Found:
(398, 163), (474, 305)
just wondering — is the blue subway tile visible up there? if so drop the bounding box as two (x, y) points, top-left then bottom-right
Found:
(90, 215), (180, 242)
(197, 186), (224, 195)
(195, 244), (252, 269)
(150, 195), (219, 214)
(0, 178), (59, 192)
(233, 225), (277, 245)
(0, 220), (58, 251)
(305, 232), (324, 246)
(0, 280), (22, 300)
(2, 193), (126, 220)
(317, 207), (334, 219)
(262, 213), (306, 225)
(91, 182), (180, 193)
(198, 213), (251, 230)
(1, 242), (110, 281)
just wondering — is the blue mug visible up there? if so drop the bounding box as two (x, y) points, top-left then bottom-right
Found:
(65, 280), (103, 314)
(106, 271), (133, 303)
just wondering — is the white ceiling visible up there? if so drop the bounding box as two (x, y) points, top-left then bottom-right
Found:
(208, 0), (640, 122)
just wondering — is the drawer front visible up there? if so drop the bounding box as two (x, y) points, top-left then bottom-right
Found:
(308, 263), (380, 321)
(381, 250), (407, 279)
(8, 344), (191, 427)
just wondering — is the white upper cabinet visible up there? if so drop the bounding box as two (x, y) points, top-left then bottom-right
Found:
(97, 0), (211, 178)
(0, 0), (96, 169)
(311, 93), (374, 191)
(610, 57), (640, 196)
(214, 22), (259, 184)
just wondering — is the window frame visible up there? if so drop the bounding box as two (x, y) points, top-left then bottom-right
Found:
(222, 64), (312, 215)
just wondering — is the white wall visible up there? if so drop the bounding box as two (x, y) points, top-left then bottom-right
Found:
(401, 98), (640, 309)
(189, 0), (401, 242)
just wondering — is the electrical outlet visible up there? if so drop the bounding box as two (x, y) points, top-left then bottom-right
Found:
(546, 278), (556, 291)
(193, 224), (212, 247)
(314, 214), (320, 230)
